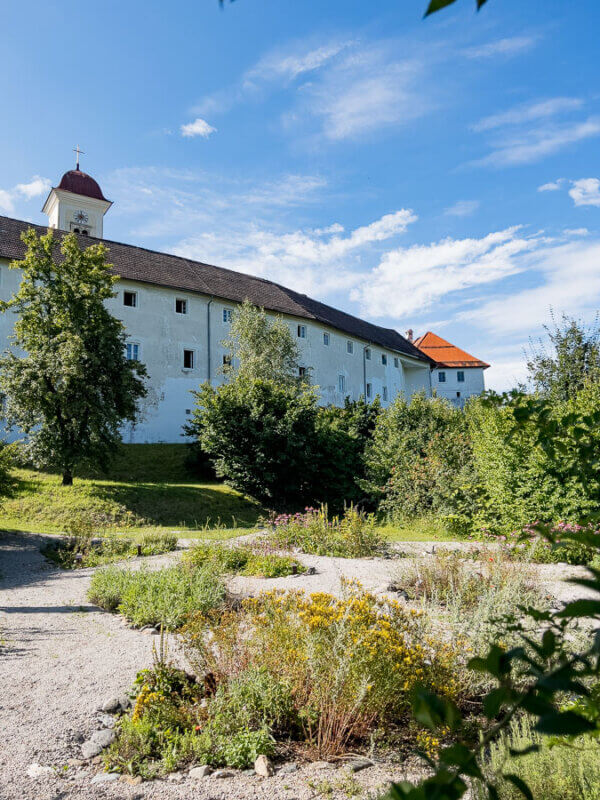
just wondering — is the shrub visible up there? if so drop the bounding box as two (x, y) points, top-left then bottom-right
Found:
(182, 542), (305, 578)
(267, 505), (384, 558)
(88, 563), (225, 629)
(43, 530), (178, 569)
(476, 714), (600, 800)
(509, 521), (600, 565)
(182, 581), (459, 758)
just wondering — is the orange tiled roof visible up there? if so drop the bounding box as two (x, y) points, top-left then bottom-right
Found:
(413, 331), (490, 369)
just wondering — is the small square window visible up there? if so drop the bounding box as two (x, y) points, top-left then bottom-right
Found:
(383, 386), (388, 401)
(175, 298), (187, 314)
(366, 383), (372, 398)
(222, 355), (232, 367)
(185, 409), (191, 415)
(297, 325), (307, 338)
(346, 341), (354, 354)
(438, 371), (446, 383)
(123, 290), (137, 308)
(323, 332), (330, 346)
(125, 342), (140, 361)
(365, 348), (371, 360)
(223, 308), (233, 323)
(394, 357), (399, 368)
(299, 366), (307, 378)
(338, 375), (346, 393)
(183, 349), (195, 370)
(456, 391), (461, 398)
(381, 354), (388, 366)
(457, 371), (465, 383)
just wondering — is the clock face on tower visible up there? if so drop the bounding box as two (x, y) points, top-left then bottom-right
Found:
(74, 210), (89, 224)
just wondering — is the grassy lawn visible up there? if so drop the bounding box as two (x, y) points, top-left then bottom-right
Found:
(0, 444), (264, 537)
(379, 516), (461, 542)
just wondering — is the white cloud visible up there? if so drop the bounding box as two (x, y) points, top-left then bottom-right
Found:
(473, 98), (583, 133)
(569, 177), (600, 207)
(239, 174), (328, 206)
(180, 118), (216, 138)
(444, 200), (479, 217)
(0, 175), (51, 214)
(463, 36), (537, 59)
(245, 40), (353, 85)
(538, 179), (565, 192)
(564, 227), (590, 236)
(352, 227), (538, 318)
(473, 117), (600, 167)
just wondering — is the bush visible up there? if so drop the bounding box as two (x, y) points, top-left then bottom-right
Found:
(182, 542), (305, 578)
(267, 505), (384, 557)
(88, 563), (225, 629)
(182, 581), (459, 758)
(477, 714), (600, 800)
(509, 521), (600, 565)
(43, 530), (178, 569)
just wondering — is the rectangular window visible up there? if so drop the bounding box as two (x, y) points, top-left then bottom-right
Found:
(323, 332), (330, 346)
(381, 354), (388, 366)
(123, 290), (137, 308)
(365, 348), (371, 360)
(457, 370), (465, 383)
(383, 386), (388, 401)
(346, 340), (354, 354)
(394, 357), (399, 368)
(222, 355), (232, 367)
(297, 325), (307, 338)
(223, 308), (233, 323)
(366, 383), (372, 398)
(125, 342), (139, 361)
(456, 391), (461, 398)
(175, 298), (187, 315)
(183, 349), (195, 370)
(438, 371), (446, 383)
(338, 375), (346, 393)
(298, 366), (307, 378)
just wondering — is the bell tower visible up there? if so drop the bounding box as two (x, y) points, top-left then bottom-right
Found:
(42, 148), (112, 238)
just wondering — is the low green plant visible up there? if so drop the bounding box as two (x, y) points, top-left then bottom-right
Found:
(268, 505), (384, 558)
(88, 563), (225, 629)
(182, 542), (304, 578)
(43, 530), (178, 569)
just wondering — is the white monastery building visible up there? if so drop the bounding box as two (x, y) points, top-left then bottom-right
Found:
(0, 165), (489, 442)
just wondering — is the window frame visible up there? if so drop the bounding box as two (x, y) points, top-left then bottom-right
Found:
(394, 357), (399, 369)
(457, 370), (465, 383)
(297, 324), (307, 339)
(346, 340), (354, 355)
(123, 290), (138, 308)
(381, 354), (388, 366)
(175, 297), (188, 315)
(365, 347), (371, 360)
(338, 375), (346, 393)
(383, 386), (388, 402)
(366, 382), (372, 399)
(298, 366), (307, 378)
(438, 371), (446, 383)
(222, 308), (233, 323)
(323, 332), (330, 346)
(183, 349), (195, 370)
(125, 342), (140, 362)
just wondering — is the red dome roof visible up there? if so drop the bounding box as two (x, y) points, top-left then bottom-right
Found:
(56, 169), (107, 201)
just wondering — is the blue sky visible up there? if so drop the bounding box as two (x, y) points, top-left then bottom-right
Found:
(2, 0), (600, 389)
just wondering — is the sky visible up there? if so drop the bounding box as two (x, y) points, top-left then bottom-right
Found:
(1, 0), (599, 390)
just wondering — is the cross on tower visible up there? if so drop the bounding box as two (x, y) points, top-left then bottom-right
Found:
(73, 145), (85, 170)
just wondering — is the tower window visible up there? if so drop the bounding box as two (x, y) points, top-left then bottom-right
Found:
(347, 341), (354, 354)
(175, 298), (187, 315)
(438, 371), (446, 383)
(123, 290), (137, 308)
(125, 342), (140, 361)
(297, 325), (307, 338)
(183, 349), (195, 370)
(457, 371), (465, 383)
(381, 354), (388, 366)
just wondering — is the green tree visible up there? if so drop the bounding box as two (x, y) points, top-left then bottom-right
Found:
(424, 0), (489, 16)
(526, 312), (600, 402)
(0, 229), (147, 485)
(222, 299), (306, 386)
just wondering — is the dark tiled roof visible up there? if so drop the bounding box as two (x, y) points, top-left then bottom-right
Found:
(0, 215), (428, 362)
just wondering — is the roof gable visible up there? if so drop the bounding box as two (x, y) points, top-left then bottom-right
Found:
(413, 331), (489, 369)
(0, 215), (427, 362)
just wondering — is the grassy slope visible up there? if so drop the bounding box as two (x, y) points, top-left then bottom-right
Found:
(0, 444), (264, 536)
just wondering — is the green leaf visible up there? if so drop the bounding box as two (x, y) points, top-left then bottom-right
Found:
(411, 688), (462, 731)
(439, 744), (482, 779)
(535, 711), (596, 736)
(424, 0), (458, 17)
(503, 774), (533, 800)
(483, 687), (511, 719)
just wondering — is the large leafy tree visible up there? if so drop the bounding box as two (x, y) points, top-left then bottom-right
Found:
(0, 229), (147, 485)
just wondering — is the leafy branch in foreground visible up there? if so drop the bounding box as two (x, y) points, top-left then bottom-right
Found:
(424, 0), (489, 17)
(385, 394), (600, 800)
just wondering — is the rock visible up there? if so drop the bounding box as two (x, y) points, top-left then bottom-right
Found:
(97, 714), (116, 728)
(242, 768), (256, 776)
(67, 758), (85, 767)
(254, 755), (274, 777)
(312, 761), (333, 770)
(90, 729), (115, 748)
(189, 765), (212, 779)
(278, 763), (299, 775)
(121, 775), (143, 785)
(91, 755), (103, 764)
(101, 697), (121, 713)
(306, 566), (317, 576)
(118, 695), (131, 711)
(167, 772), (184, 782)
(26, 763), (53, 778)
(349, 759), (373, 773)
(213, 769), (235, 778)
(91, 772), (120, 784)
(81, 741), (103, 759)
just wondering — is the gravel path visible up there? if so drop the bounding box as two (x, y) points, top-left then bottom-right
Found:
(0, 531), (592, 800)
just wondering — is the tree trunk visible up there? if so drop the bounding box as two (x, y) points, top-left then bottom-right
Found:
(62, 470), (73, 486)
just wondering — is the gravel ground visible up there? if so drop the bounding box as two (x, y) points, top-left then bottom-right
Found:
(0, 531), (592, 800)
